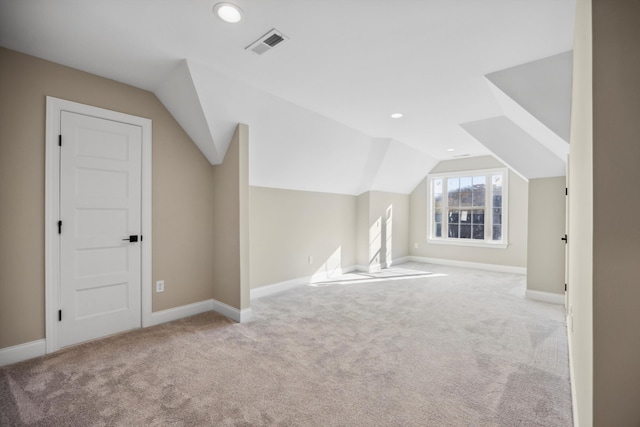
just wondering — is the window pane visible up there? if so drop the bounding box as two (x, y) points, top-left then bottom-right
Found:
(433, 179), (442, 194)
(460, 176), (472, 191)
(472, 209), (484, 224)
(492, 174), (503, 191)
(448, 224), (459, 238)
(460, 210), (471, 224)
(435, 223), (442, 237)
(492, 193), (502, 208)
(473, 225), (484, 239)
(434, 209), (442, 223)
(448, 191), (459, 207)
(448, 210), (459, 224)
(448, 177), (459, 192)
(448, 178), (460, 206)
(493, 208), (501, 225)
(460, 225), (471, 239)
(492, 226), (502, 241)
(434, 193), (442, 208)
(459, 177), (472, 207)
(473, 184), (485, 206)
(473, 175), (486, 186)
(460, 190), (472, 207)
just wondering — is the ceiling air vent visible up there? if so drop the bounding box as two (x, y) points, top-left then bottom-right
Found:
(246, 29), (288, 55)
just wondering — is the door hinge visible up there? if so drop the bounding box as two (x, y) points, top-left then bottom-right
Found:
(565, 283), (567, 292)
(58, 135), (62, 147)
(565, 187), (568, 196)
(561, 234), (568, 244)
(58, 310), (62, 321)
(140, 235), (143, 242)
(58, 220), (62, 234)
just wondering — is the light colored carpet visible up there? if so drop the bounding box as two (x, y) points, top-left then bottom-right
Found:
(0, 263), (572, 426)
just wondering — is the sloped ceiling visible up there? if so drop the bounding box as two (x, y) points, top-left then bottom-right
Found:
(486, 51), (573, 143)
(0, 0), (576, 193)
(155, 61), (222, 164)
(475, 51), (573, 179)
(461, 117), (566, 180)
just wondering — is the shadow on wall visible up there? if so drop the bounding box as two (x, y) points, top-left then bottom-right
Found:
(369, 204), (393, 272)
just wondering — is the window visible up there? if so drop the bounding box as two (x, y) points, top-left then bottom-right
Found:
(428, 168), (508, 248)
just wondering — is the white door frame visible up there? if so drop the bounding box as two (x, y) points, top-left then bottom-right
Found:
(45, 96), (152, 354)
(565, 154), (570, 311)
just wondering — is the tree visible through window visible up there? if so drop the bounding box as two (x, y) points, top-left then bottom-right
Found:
(429, 169), (507, 245)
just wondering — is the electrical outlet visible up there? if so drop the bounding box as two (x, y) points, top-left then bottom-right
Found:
(156, 280), (165, 293)
(308, 256), (313, 264)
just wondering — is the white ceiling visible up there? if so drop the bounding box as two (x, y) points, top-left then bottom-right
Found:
(0, 0), (576, 194)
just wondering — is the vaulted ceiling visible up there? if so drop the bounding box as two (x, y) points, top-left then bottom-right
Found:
(0, 0), (576, 194)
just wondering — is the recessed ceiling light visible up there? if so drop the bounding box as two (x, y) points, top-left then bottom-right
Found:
(391, 113), (403, 119)
(447, 148), (456, 152)
(213, 2), (243, 23)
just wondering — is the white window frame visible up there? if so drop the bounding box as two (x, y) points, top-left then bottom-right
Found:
(427, 167), (509, 249)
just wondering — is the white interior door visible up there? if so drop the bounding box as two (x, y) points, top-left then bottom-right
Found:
(59, 111), (142, 348)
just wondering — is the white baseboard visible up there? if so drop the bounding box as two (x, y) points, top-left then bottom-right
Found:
(388, 256), (410, 267)
(150, 298), (252, 325)
(251, 265), (359, 300)
(525, 290), (565, 305)
(0, 339), (46, 367)
(408, 256), (527, 275)
(149, 299), (215, 326)
(211, 299), (253, 323)
(251, 276), (311, 299)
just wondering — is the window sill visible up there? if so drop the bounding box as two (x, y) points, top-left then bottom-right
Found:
(427, 238), (508, 249)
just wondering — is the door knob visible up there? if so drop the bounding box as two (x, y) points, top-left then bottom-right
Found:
(122, 235), (138, 242)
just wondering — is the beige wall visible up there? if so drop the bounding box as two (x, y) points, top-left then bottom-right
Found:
(356, 192), (371, 267)
(0, 48), (216, 349)
(526, 177), (566, 295)
(249, 187), (357, 288)
(355, 191), (409, 270)
(369, 191), (410, 267)
(409, 156), (528, 268)
(238, 126), (251, 310)
(591, 0), (640, 424)
(212, 125), (250, 309)
(249, 188), (409, 287)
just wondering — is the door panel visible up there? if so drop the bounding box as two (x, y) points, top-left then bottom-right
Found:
(59, 111), (142, 348)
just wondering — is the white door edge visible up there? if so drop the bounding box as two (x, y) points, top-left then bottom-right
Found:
(45, 96), (152, 354)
